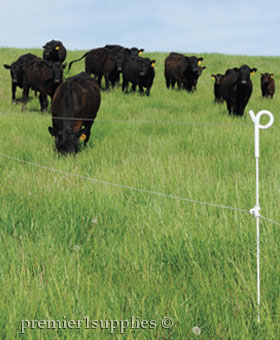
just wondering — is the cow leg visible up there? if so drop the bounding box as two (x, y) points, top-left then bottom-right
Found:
(139, 85), (144, 94)
(39, 93), (48, 112)
(122, 78), (128, 93)
(12, 83), (17, 103)
(171, 79), (176, 89)
(132, 83), (137, 92)
(146, 87), (151, 96)
(226, 100), (232, 115)
(165, 77), (170, 89)
(22, 86), (30, 111)
(104, 76), (110, 90)
(97, 76), (102, 88)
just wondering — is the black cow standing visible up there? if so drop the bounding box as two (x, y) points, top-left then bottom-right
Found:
(192, 66), (206, 91)
(22, 58), (66, 112)
(3, 53), (37, 102)
(68, 48), (118, 90)
(260, 73), (275, 98)
(220, 65), (257, 116)
(211, 73), (225, 103)
(122, 56), (156, 96)
(164, 53), (204, 92)
(104, 45), (144, 85)
(49, 72), (101, 154)
(43, 40), (67, 63)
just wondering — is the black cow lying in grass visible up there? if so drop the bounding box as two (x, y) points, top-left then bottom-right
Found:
(3, 53), (37, 102)
(220, 65), (257, 116)
(49, 72), (101, 154)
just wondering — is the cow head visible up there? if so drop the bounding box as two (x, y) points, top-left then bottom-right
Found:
(130, 47), (144, 56)
(238, 65), (257, 85)
(43, 40), (63, 61)
(189, 56), (204, 73)
(211, 73), (224, 84)
(197, 66), (206, 77)
(3, 62), (21, 83)
(139, 59), (156, 76)
(261, 72), (274, 83)
(48, 126), (86, 154)
(49, 62), (66, 83)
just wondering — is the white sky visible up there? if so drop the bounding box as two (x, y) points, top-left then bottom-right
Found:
(0, 0), (279, 55)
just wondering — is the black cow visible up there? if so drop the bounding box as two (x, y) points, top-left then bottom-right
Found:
(122, 56), (156, 96)
(261, 73), (275, 98)
(43, 40), (67, 63)
(211, 73), (225, 103)
(48, 72), (101, 154)
(220, 65), (257, 116)
(192, 66), (206, 91)
(104, 45), (144, 85)
(68, 48), (118, 90)
(3, 53), (37, 102)
(164, 53), (204, 91)
(22, 58), (66, 112)
(104, 44), (144, 56)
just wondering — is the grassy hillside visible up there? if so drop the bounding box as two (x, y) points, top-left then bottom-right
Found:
(0, 48), (280, 339)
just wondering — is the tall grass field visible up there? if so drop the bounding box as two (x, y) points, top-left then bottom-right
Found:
(0, 48), (280, 339)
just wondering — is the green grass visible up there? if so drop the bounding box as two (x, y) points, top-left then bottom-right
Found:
(1, 48), (280, 339)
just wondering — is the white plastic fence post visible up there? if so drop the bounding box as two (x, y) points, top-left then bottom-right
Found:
(249, 109), (274, 323)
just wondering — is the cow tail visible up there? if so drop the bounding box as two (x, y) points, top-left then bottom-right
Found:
(68, 52), (89, 72)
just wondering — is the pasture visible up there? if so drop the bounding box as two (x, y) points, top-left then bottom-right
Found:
(0, 48), (280, 339)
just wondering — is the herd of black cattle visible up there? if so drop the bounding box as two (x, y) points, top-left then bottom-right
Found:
(3, 40), (276, 154)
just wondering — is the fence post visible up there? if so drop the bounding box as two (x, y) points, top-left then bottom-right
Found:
(249, 109), (274, 323)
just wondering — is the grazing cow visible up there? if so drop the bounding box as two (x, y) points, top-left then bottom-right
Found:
(3, 53), (37, 102)
(261, 73), (275, 98)
(220, 65), (257, 116)
(48, 72), (100, 154)
(211, 73), (225, 103)
(164, 53), (204, 92)
(43, 40), (67, 63)
(192, 66), (206, 91)
(122, 56), (156, 96)
(68, 48), (118, 90)
(22, 58), (66, 112)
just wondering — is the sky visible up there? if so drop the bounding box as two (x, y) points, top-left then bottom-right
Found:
(1, 0), (280, 56)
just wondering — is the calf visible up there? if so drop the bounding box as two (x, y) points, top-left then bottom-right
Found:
(220, 65), (257, 116)
(122, 56), (156, 96)
(22, 58), (66, 111)
(3, 53), (37, 102)
(164, 53), (203, 91)
(43, 40), (67, 63)
(261, 73), (275, 98)
(192, 66), (206, 91)
(48, 72), (101, 154)
(211, 73), (225, 103)
(68, 48), (117, 90)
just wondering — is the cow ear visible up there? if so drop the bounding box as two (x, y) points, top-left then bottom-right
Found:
(48, 126), (59, 136)
(270, 73), (274, 79)
(63, 62), (67, 69)
(3, 64), (11, 69)
(211, 74), (216, 80)
(198, 57), (203, 65)
(250, 68), (257, 75)
(138, 49), (144, 55)
(76, 128), (87, 140)
(150, 60), (156, 67)
(261, 73), (264, 77)
(202, 66), (206, 70)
